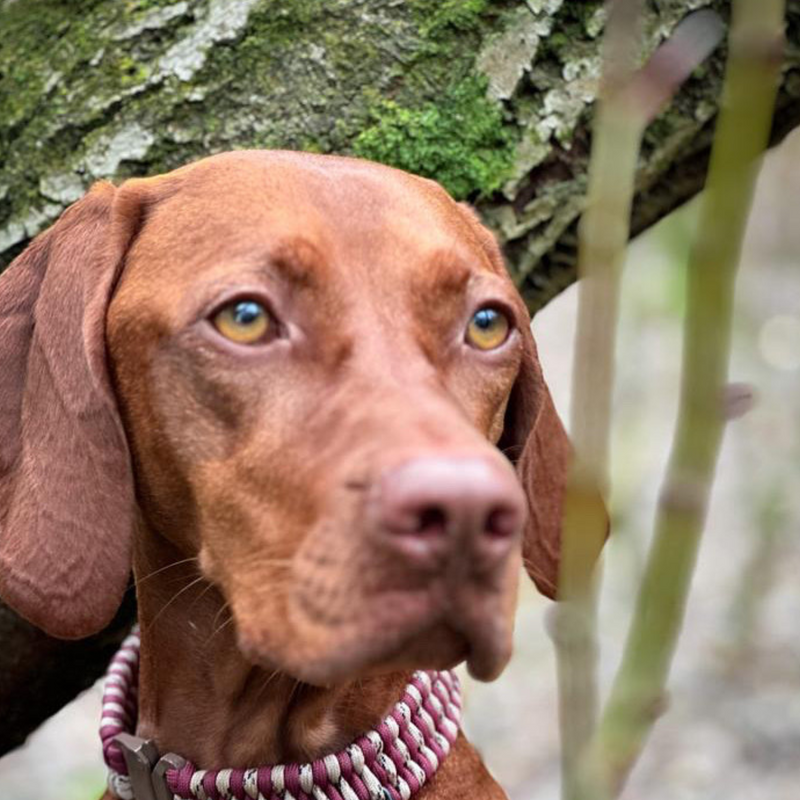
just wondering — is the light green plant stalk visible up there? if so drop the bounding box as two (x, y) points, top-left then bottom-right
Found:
(554, 4), (644, 799)
(577, 0), (786, 797)
(726, 481), (784, 664)
(553, 5), (725, 800)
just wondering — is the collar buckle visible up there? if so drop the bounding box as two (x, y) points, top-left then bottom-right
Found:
(114, 733), (186, 800)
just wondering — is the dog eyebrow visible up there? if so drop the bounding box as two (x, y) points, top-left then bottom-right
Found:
(423, 250), (474, 295)
(266, 236), (327, 288)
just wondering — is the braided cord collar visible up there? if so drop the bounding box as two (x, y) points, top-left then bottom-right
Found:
(101, 628), (463, 800)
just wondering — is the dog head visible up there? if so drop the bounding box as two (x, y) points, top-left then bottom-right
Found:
(0, 151), (605, 685)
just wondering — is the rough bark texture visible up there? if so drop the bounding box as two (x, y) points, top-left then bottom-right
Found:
(2, 0), (800, 308)
(1, 0), (800, 756)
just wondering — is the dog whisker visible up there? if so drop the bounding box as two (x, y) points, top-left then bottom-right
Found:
(145, 576), (207, 631)
(252, 668), (284, 704)
(211, 599), (231, 630)
(286, 678), (302, 707)
(204, 612), (235, 647)
(188, 580), (216, 610)
(136, 557), (200, 586)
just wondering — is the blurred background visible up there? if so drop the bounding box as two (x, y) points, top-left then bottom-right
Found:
(1, 129), (798, 800)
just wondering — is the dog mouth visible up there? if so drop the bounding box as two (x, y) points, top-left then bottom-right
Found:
(372, 613), (512, 684)
(235, 579), (514, 687)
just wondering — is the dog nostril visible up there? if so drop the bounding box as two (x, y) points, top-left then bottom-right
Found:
(416, 506), (448, 536)
(484, 507), (519, 540)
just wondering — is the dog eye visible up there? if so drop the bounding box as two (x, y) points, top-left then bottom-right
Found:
(212, 300), (271, 344)
(466, 307), (510, 351)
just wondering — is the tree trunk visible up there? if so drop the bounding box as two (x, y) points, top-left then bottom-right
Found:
(0, 592), (136, 756)
(1, 0), (799, 755)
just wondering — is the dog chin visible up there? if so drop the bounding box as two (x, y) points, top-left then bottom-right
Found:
(237, 614), (511, 688)
(463, 629), (513, 681)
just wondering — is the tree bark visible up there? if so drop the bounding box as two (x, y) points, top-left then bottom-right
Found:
(0, 592), (136, 756)
(1, 0), (799, 755)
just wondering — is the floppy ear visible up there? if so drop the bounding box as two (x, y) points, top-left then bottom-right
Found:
(0, 182), (138, 639)
(499, 326), (608, 599)
(454, 202), (607, 599)
(498, 329), (569, 598)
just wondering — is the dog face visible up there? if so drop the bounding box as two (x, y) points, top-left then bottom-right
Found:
(0, 151), (604, 686)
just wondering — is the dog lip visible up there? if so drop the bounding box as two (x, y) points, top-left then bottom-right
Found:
(234, 570), (514, 686)
(235, 590), (477, 687)
(439, 587), (515, 682)
(464, 636), (512, 682)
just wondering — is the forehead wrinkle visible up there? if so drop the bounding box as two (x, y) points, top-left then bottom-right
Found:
(267, 235), (328, 289)
(129, 157), (490, 315)
(422, 250), (474, 293)
(128, 183), (333, 280)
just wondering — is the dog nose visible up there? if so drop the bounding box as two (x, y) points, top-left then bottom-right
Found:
(376, 457), (526, 570)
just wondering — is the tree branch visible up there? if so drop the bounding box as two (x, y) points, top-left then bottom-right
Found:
(2, 1), (800, 315)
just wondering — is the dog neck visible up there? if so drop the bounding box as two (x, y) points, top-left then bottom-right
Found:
(132, 531), (408, 768)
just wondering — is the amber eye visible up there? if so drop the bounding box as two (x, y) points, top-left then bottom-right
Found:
(466, 307), (511, 350)
(212, 300), (271, 344)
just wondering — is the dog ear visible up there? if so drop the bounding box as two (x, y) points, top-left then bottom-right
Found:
(499, 323), (608, 599)
(455, 202), (607, 598)
(0, 182), (141, 639)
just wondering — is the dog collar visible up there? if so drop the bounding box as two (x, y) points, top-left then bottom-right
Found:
(101, 628), (463, 800)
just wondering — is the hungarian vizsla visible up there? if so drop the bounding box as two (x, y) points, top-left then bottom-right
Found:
(0, 151), (604, 800)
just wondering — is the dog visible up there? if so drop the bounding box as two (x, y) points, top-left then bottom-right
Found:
(0, 150), (604, 800)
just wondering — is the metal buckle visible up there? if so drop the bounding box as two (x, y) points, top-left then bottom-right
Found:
(114, 733), (187, 800)
(152, 752), (188, 800)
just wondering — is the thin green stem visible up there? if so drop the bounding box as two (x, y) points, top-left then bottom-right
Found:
(556, 3), (644, 799)
(580, 1), (785, 796)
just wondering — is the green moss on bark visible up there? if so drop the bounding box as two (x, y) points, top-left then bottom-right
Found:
(408, 0), (489, 35)
(353, 76), (516, 199)
(2, 0), (800, 309)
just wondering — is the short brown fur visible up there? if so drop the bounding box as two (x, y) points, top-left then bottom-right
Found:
(0, 151), (603, 799)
